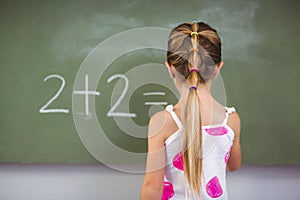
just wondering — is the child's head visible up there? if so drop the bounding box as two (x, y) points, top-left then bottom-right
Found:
(166, 22), (223, 88)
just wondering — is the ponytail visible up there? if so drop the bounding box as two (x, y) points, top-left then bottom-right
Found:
(166, 21), (222, 199)
(182, 22), (203, 199)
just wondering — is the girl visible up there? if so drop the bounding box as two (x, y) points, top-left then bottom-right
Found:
(140, 21), (241, 200)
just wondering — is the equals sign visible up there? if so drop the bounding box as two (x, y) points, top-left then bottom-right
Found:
(143, 92), (168, 106)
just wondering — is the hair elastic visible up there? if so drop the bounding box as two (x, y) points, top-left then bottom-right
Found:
(192, 20), (198, 24)
(190, 31), (198, 36)
(190, 48), (199, 52)
(189, 68), (199, 73)
(189, 86), (197, 91)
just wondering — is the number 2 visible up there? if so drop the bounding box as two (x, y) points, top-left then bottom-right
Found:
(39, 74), (69, 113)
(106, 74), (137, 118)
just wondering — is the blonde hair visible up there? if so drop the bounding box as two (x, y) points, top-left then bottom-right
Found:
(166, 22), (222, 198)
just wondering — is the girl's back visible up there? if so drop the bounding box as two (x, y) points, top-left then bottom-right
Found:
(162, 101), (237, 199)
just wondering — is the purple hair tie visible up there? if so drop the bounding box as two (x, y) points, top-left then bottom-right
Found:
(189, 68), (199, 73)
(189, 86), (197, 91)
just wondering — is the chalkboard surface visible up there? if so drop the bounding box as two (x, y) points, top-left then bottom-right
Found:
(1, 0), (299, 166)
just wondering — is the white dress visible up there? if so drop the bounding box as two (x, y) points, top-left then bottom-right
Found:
(162, 105), (236, 200)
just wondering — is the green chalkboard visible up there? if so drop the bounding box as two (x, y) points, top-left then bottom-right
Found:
(0, 0), (299, 166)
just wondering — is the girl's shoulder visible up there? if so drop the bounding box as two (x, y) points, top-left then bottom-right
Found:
(148, 108), (180, 141)
(212, 100), (240, 136)
(226, 108), (241, 138)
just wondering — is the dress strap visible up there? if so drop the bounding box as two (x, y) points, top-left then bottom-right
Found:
(222, 106), (236, 125)
(165, 105), (183, 129)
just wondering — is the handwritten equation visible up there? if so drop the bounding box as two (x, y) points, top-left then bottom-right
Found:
(39, 74), (169, 117)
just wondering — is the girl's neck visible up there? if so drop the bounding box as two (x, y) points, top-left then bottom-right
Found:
(177, 82), (214, 107)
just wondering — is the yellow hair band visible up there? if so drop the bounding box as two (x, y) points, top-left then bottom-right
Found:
(190, 32), (199, 36)
(190, 48), (199, 52)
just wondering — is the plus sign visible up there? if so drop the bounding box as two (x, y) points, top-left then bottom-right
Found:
(73, 74), (100, 116)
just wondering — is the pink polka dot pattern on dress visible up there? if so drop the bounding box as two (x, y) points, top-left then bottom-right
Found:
(206, 176), (223, 198)
(224, 146), (232, 163)
(204, 126), (228, 136)
(162, 181), (174, 200)
(172, 151), (184, 171)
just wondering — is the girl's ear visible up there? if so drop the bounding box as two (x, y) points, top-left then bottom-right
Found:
(217, 61), (224, 71)
(165, 61), (175, 78)
(212, 61), (224, 78)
